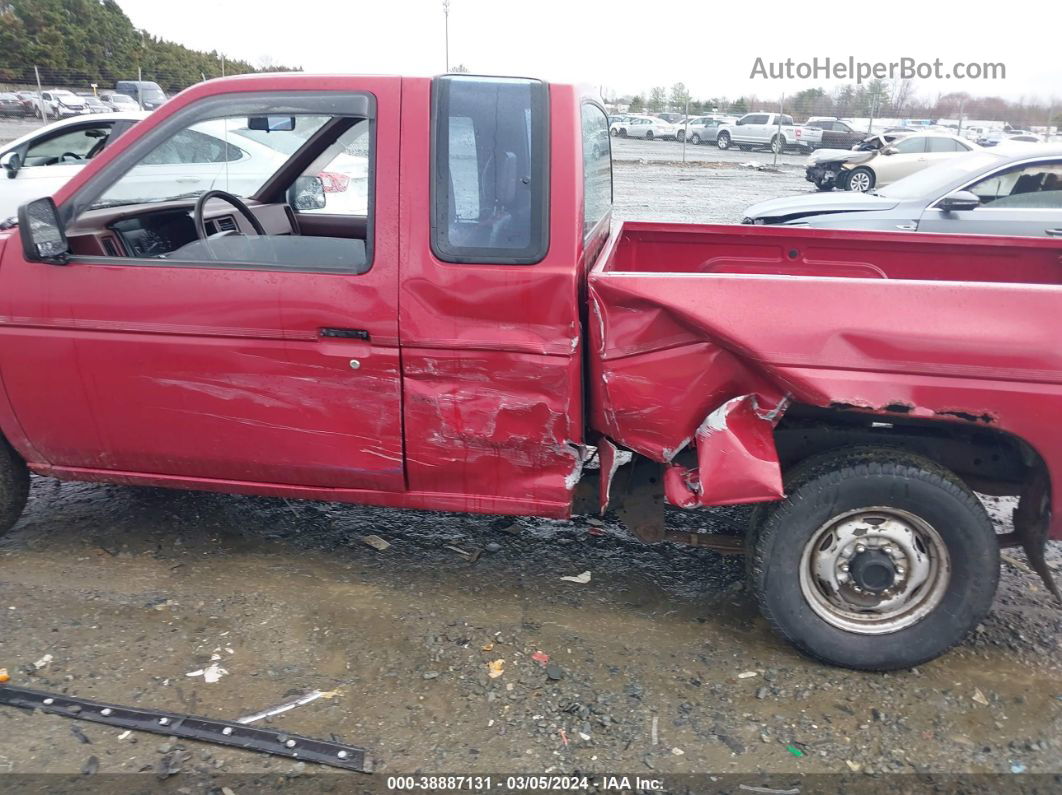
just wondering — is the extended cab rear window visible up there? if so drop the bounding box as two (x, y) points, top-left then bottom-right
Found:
(431, 75), (549, 264)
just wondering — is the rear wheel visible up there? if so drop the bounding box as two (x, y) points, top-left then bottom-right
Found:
(0, 438), (29, 537)
(676, 129), (685, 142)
(619, 128), (628, 138)
(645, 130), (654, 141)
(610, 128), (618, 137)
(690, 133), (702, 145)
(846, 167), (875, 192)
(750, 448), (999, 670)
(716, 131), (731, 150)
(771, 134), (786, 154)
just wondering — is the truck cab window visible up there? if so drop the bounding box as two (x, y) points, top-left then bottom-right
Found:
(581, 102), (612, 238)
(432, 75), (549, 264)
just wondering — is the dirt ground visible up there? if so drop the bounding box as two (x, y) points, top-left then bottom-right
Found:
(0, 134), (1060, 793)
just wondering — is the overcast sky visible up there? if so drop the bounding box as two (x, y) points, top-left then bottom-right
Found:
(118, 0), (1057, 105)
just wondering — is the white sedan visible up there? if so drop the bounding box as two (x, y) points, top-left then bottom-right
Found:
(841, 133), (978, 192)
(1, 113), (368, 222)
(611, 115), (678, 141)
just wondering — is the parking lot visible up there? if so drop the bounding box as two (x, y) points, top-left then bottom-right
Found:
(0, 129), (1058, 788)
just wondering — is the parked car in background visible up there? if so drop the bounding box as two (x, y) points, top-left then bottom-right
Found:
(614, 114), (678, 140)
(803, 118), (866, 151)
(0, 112), (146, 221)
(829, 132), (978, 192)
(744, 147), (1062, 237)
(683, 116), (735, 145)
(980, 131), (1043, 146)
(101, 93), (141, 112)
(37, 90), (88, 118)
(804, 131), (913, 190)
(78, 94), (112, 114)
(114, 80), (167, 110)
(655, 112), (683, 123)
(14, 92), (40, 116)
(0, 93), (26, 117)
(716, 113), (815, 153)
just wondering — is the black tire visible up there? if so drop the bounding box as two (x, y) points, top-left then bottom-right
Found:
(610, 128), (618, 137)
(0, 437), (29, 536)
(645, 130), (654, 141)
(771, 134), (786, 154)
(750, 447), (999, 671)
(814, 177), (835, 192)
(690, 133), (701, 145)
(716, 131), (731, 150)
(846, 166), (875, 192)
(619, 128), (627, 138)
(676, 130), (685, 142)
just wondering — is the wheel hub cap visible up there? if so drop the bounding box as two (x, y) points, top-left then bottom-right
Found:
(799, 507), (951, 634)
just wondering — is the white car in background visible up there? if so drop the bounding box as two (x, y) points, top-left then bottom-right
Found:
(1, 113), (368, 222)
(36, 89), (88, 118)
(0, 112), (147, 221)
(840, 133), (978, 192)
(612, 115), (678, 141)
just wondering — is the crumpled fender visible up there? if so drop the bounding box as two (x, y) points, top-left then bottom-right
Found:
(663, 393), (788, 509)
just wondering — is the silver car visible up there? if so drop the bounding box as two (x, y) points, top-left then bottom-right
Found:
(742, 146), (1062, 237)
(683, 117), (736, 145)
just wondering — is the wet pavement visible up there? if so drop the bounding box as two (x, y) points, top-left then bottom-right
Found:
(0, 134), (1059, 791)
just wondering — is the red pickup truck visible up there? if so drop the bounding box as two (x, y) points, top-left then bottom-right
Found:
(2, 74), (1060, 671)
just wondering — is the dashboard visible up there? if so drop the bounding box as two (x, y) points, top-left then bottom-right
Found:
(110, 211), (200, 259)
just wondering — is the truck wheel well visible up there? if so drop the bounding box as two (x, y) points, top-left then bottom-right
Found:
(774, 403), (1045, 500)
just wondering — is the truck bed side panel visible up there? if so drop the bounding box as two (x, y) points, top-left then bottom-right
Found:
(590, 223), (1062, 538)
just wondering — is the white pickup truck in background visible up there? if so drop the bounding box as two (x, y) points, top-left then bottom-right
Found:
(715, 112), (816, 153)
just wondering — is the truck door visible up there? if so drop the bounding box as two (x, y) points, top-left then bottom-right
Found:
(0, 79), (405, 491)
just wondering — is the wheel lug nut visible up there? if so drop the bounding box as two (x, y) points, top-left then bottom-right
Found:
(856, 544), (866, 553)
(896, 566), (905, 576)
(853, 585), (862, 593)
(840, 563), (850, 572)
(837, 572), (848, 583)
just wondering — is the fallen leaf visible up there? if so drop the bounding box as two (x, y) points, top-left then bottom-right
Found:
(487, 659), (505, 679)
(560, 571), (591, 584)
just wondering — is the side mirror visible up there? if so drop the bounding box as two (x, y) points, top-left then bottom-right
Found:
(288, 175), (326, 211)
(248, 115), (296, 132)
(937, 190), (981, 212)
(881, 146), (896, 155)
(17, 197), (69, 264)
(1, 151), (21, 179)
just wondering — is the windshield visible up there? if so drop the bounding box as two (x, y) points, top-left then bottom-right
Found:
(876, 152), (1004, 199)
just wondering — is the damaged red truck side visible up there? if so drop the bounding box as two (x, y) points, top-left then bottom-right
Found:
(0, 73), (1059, 671)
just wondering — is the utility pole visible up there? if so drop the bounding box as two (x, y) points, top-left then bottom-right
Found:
(33, 65), (47, 122)
(442, 0), (451, 72)
(773, 93), (784, 167)
(681, 94), (689, 163)
(137, 66), (143, 109)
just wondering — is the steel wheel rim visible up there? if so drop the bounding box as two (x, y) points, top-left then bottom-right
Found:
(849, 171), (871, 191)
(798, 507), (950, 635)
(772, 137), (782, 153)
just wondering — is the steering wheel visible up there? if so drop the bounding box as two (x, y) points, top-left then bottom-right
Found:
(193, 190), (267, 240)
(59, 152), (83, 162)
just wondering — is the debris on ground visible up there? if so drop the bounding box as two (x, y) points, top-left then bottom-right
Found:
(545, 663), (564, 681)
(972, 687), (990, 706)
(444, 544), (482, 562)
(738, 670), (758, 679)
(236, 689), (339, 724)
(1010, 761), (1026, 773)
(560, 571), (591, 584)
(0, 668), (9, 683)
(34, 653), (53, 670)
(531, 651), (550, 667)
(185, 662), (228, 684)
(786, 744), (805, 757)
(487, 659), (505, 678)
(481, 641), (495, 652)
(360, 535), (390, 552)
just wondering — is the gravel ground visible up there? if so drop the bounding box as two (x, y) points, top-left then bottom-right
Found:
(0, 133), (1059, 793)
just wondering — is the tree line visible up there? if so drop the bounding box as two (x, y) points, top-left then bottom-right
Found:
(616, 80), (1060, 129)
(0, 0), (300, 92)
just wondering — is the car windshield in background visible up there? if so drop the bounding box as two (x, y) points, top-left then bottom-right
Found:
(876, 152), (1004, 199)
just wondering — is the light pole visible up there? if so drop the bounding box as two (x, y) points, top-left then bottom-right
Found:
(442, 0), (451, 72)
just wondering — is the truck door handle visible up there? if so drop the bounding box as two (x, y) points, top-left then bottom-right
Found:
(895, 223), (917, 231)
(319, 327), (370, 340)
(1046, 228), (1062, 237)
